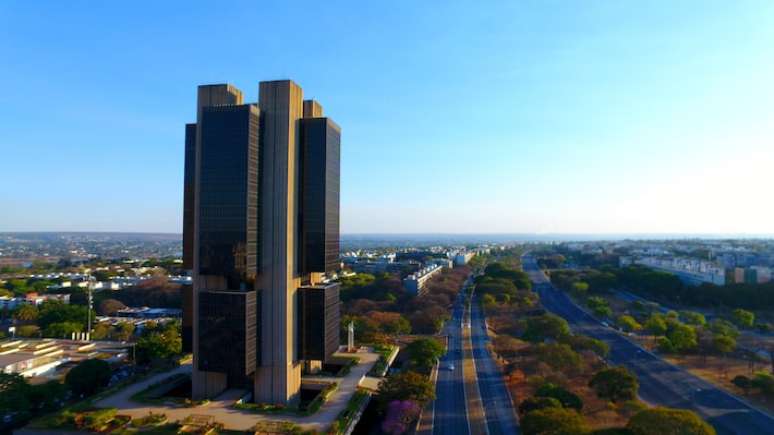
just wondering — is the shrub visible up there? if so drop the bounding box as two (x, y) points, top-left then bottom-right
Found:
(627, 407), (715, 435)
(518, 396), (562, 416)
(535, 383), (583, 411)
(522, 407), (589, 435)
(65, 359), (111, 398)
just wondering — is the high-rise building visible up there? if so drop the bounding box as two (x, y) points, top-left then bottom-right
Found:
(182, 80), (340, 404)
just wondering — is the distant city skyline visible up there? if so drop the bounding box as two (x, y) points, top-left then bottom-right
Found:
(1, 1), (773, 234)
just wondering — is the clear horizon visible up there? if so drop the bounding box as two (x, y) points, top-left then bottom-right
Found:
(1, 1), (773, 234)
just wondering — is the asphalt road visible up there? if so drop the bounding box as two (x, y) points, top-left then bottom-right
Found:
(433, 291), (470, 435)
(470, 295), (520, 435)
(522, 255), (774, 435)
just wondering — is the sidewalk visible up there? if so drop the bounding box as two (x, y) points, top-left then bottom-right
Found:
(95, 349), (379, 432)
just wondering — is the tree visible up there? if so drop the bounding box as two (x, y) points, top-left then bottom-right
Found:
(368, 311), (411, 335)
(0, 373), (32, 424)
(617, 315), (642, 333)
(493, 335), (523, 359)
(644, 314), (667, 337)
(751, 371), (774, 396)
(377, 371), (435, 408)
(731, 309), (754, 329)
(135, 321), (182, 364)
(562, 335), (609, 358)
(626, 407), (715, 435)
(481, 293), (496, 309)
(732, 375), (752, 394)
(28, 380), (68, 413)
(535, 343), (583, 374)
(16, 325), (40, 337)
(381, 400), (421, 435)
(405, 338), (444, 373)
(91, 322), (112, 340)
(43, 321), (83, 338)
(65, 359), (111, 398)
(712, 334), (736, 356)
(98, 299), (126, 316)
(666, 323), (697, 352)
(535, 383), (583, 411)
(680, 311), (706, 327)
(12, 304), (39, 322)
(589, 367), (639, 403)
(522, 314), (570, 343)
(113, 322), (135, 341)
(709, 319), (739, 339)
(587, 296), (612, 318)
(518, 396), (562, 416)
(38, 301), (92, 330)
(570, 281), (589, 297)
(521, 407), (589, 435)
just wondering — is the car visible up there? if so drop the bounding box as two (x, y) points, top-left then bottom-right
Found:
(446, 363), (455, 371)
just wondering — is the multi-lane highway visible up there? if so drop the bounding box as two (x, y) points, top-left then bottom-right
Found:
(433, 291), (470, 435)
(470, 294), (520, 434)
(522, 255), (774, 435)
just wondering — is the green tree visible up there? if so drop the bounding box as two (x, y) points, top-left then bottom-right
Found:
(135, 321), (182, 364)
(521, 407), (589, 435)
(644, 314), (667, 336)
(0, 373), (32, 424)
(562, 335), (609, 358)
(28, 380), (67, 413)
(680, 311), (706, 327)
(535, 343), (583, 374)
(113, 322), (135, 341)
(589, 367), (639, 403)
(38, 301), (92, 330)
(405, 338), (444, 373)
(535, 383), (583, 411)
(377, 371), (435, 408)
(709, 319), (739, 339)
(65, 359), (111, 398)
(626, 407), (715, 435)
(518, 396), (562, 416)
(751, 371), (774, 396)
(523, 314), (570, 343)
(43, 321), (83, 338)
(712, 334), (736, 356)
(571, 281), (589, 297)
(16, 325), (40, 337)
(587, 296), (612, 318)
(12, 304), (39, 322)
(617, 315), (642, 333)
(481, 293), (497, 308)
(666, 323), (697, 352)
(731, 309), (754, 329)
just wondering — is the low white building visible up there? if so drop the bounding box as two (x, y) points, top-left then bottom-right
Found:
(403, 264), (444, 295)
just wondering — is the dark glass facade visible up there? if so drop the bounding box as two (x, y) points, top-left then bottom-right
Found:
(197, 290), (258, 384)
(181, 284), (193, 353)
(198, 104), (260, 290)
(297, 283), (340, 361)
(182, 123), (196, 270)
(298, 118), (341, 274)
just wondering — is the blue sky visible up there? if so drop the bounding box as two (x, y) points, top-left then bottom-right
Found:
(1, 1), (773, 234)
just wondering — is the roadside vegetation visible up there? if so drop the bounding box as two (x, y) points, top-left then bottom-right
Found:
(545, 260), (774, 414)
(477, 255), (716, 434)
(339, 261), (470, 434)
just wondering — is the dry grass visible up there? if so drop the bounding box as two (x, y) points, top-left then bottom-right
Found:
(663, 353), (774, 413)
(488, 332), (633, 431)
